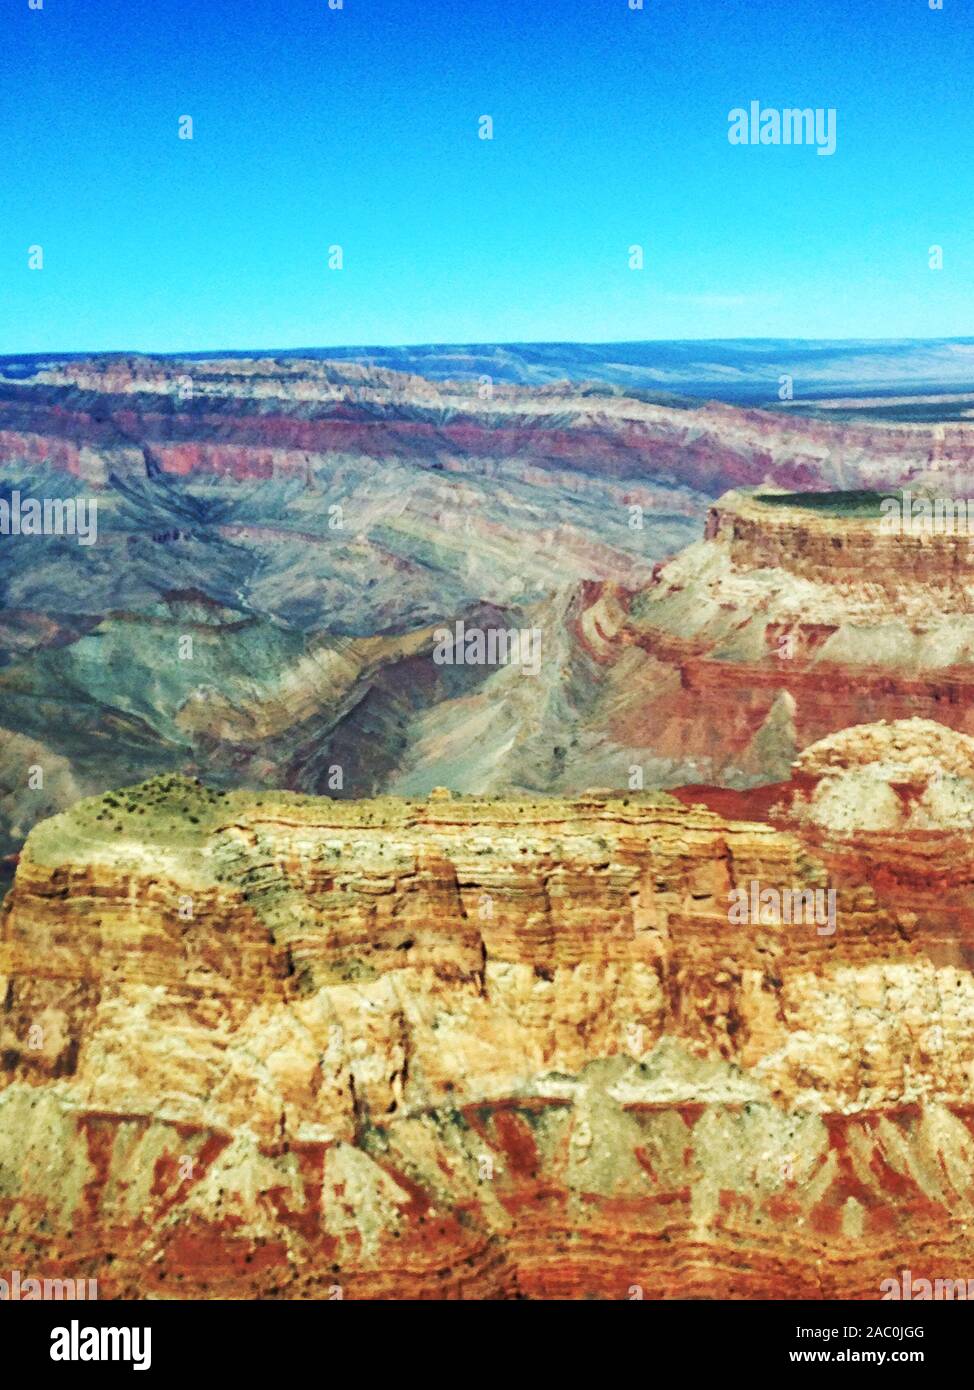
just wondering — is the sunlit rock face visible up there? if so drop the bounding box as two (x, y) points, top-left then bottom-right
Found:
(1, 356), (972, 859)
(2, 728), (974, 1300)
(586, 490), (974, 791)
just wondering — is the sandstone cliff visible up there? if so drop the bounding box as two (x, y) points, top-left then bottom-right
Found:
(3, 722), (974, 1299)
(567, 489), (974, 790)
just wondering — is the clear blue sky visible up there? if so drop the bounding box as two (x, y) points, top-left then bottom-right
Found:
(1, 0), (970, 352)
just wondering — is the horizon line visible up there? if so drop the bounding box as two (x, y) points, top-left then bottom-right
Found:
(3, 334), (974, 361)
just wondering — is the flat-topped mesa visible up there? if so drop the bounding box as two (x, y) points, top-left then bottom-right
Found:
(7, 373), (974, 864)
(4, 751), (974, 1124)
(706, 488), (974, 585)
(607, 489), (974, 789)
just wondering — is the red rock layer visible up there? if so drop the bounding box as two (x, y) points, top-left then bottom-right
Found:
(1, 772), (974, 1298)
(2, 357), (971, 494)
(567, 491), (974, 786)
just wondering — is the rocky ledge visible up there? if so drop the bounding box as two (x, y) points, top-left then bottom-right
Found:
(3, 723), (974, 1298)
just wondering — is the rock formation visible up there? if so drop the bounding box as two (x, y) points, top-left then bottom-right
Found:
(4, 349), (974, 857)
(575, 489), (974, 790)
(3, 722), (974, 1298)
(3, 359), (974, 1300)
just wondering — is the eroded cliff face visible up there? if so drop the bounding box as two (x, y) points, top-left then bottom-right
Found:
(8, 356), (974, 489)
(3, 726), (974, 1300)
(562, 490), (974, 791)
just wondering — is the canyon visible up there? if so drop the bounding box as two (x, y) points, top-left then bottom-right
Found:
(1, 356), (974, 860)
(3, 354), (974, 1299)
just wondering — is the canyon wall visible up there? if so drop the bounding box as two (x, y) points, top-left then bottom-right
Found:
(3, 359), (974, 859)
(3, 729), (974, 1299)
(575, 490), (974, 790)
(4, 356), (972, 497)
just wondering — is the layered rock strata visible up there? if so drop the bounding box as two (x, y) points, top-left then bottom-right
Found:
(3, 725), (974, 1298)
(574, 489), (974, 789)
(3, 355), (974, 854)
(5, 356), (973, 495)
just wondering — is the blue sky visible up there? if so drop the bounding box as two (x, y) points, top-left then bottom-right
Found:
(1, 0), (970, 352)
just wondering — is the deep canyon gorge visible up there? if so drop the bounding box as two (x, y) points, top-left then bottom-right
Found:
(2, 354), (974, 1297)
